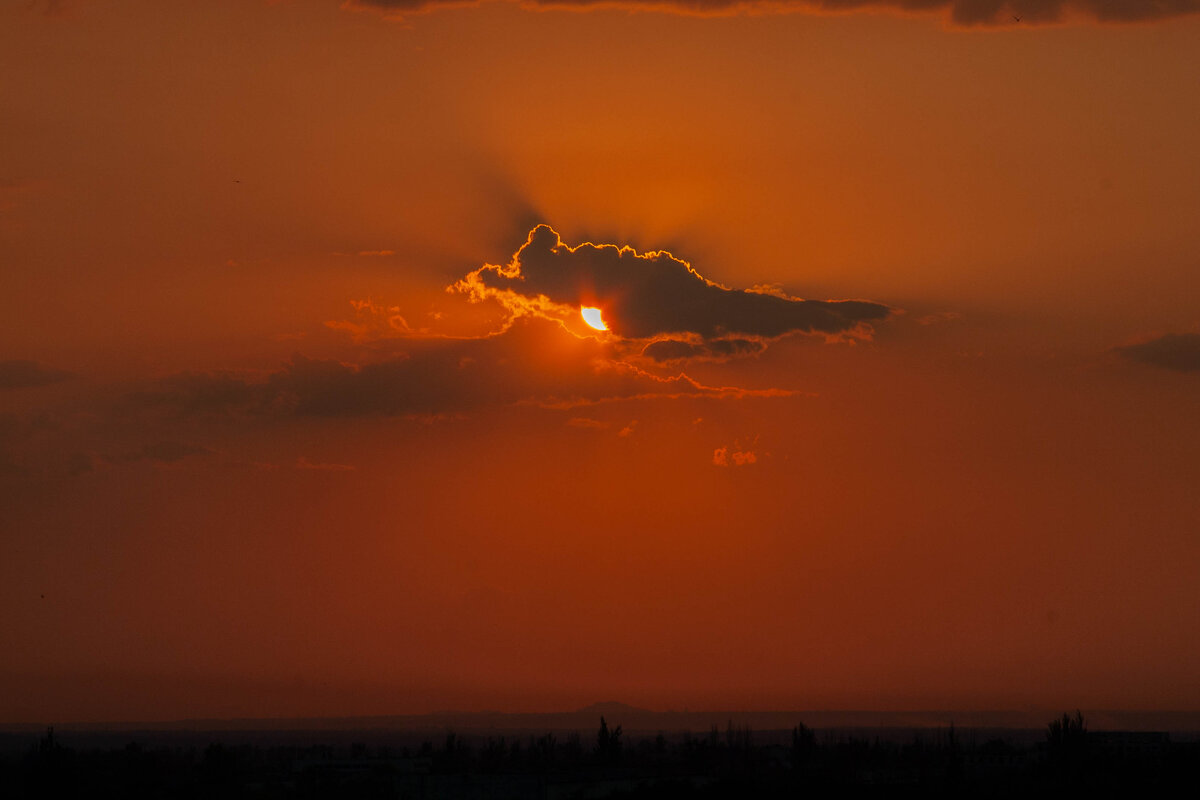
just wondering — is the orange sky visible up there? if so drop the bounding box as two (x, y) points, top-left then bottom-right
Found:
(1, 0), (1198, 723)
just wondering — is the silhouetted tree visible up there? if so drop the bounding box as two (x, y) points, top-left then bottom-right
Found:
(480, 735), (511, 771)
(439, 731), (471, 772)
(724, 719), (752, 752)
(563, 731), (584, 764)
(200, 742), (238, 787)
(792, 722), (817, 769)
(1046, 710), (1088, 777)
(1047, 711), (1086, 751)
(37, 727), (57, 757)
(508, 736), (522, 765)
(946, 722), (963, 784)
(529, 732), (557, 769)
(596, 716), (622, 764)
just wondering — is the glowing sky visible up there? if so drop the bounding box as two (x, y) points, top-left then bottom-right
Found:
(1, 0), (1198, 723)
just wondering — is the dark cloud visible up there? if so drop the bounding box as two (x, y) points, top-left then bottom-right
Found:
(2, 307), (791, 486)
(296, 457), (356, 471)
(0, 360), (72, 390)
(1117, 333), (1200, 372)
(642, 337), (767, 363)
(459, 225), (890, 343)
(346, 0), (1200, 25)
(0, 406), (211, 480)
(19, 442), (204, 477)
(0, 413), (25, 476)
(65, 451), (98, 476)
(119, 441), (212, 464)
(129, 317), (787, 419)
(126, 372), (259, 419)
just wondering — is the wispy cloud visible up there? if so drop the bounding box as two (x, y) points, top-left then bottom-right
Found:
(344, 0), (1200, 26)
(1116, 332), (1200, 372)
(127, 317), (789, 420)
(296, 456), (357, 471)
(0, 360), (73, 390)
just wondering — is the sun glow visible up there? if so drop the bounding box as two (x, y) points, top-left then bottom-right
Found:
(581, 306), (607, 331)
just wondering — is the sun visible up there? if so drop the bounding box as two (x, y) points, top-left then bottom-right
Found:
(581, 306), (607, 331)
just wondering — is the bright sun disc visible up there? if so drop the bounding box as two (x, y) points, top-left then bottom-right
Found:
(581, 306), (607, 331)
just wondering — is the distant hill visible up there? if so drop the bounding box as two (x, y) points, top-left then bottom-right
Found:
(5, 708), (1200, 736)
(575, 701), (649, 716)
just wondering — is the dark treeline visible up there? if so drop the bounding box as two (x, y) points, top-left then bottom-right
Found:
(3, 712), (1197, 798)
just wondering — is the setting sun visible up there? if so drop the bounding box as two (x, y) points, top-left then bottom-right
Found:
(5, 0), (1200, 756)
(581, 306), (607, 331)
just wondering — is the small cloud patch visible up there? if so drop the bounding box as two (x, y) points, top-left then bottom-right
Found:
(713, 445), (757, 467)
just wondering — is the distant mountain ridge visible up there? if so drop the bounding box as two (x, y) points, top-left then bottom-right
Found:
(5, 708), (1200, 734)
(575, 701), (648, 715)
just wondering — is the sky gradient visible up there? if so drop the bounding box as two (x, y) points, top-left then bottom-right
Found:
(2, 0), (1198, 723)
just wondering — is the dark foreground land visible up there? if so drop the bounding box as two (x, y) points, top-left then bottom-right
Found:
(3, 714), (1197, 799)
